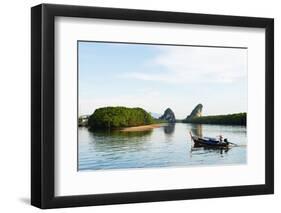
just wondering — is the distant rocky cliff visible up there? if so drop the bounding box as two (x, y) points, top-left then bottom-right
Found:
(183, 104), (246, 125)
(185, 104), (203, 121)
(159, 108), (176, 123)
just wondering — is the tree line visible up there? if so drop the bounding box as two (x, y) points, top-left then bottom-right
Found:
(183, 112), (246, 125)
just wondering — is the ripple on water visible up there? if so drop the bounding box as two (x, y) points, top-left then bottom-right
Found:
(78, 124), (247, 171)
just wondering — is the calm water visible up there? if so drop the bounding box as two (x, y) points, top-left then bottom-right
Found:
(78, 123), (247, 171)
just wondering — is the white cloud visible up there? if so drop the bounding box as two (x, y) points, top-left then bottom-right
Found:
(123, 46), (247, 84)
(79, 89), (164, 115)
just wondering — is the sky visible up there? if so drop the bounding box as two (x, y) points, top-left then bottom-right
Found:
(78, 41), (247, 119)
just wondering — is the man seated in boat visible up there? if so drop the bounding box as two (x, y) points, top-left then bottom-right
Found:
(218, 135), (230, 145)
(219, 135), (223, 143)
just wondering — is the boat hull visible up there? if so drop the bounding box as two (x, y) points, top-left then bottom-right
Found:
(192, 136), (229, 148)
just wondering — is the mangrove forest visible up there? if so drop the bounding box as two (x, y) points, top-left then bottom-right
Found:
(183, 112), (246, 125)
(88, 106), (154, 130)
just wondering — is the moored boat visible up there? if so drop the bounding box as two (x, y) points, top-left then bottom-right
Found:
(189, 131), (229, 147)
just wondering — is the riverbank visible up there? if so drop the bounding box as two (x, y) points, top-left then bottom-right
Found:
(120, 123), (164, 132)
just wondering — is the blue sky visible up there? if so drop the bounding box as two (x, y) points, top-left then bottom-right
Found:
(78, 41), (247, 119)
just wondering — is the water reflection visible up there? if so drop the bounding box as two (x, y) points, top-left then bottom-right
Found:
(89, 129), (152, 138)
(79, 123), (247, 170)
(164, 123), (175, 135)
(190, 124), (203, 137)
(86, 129), (153, 153)
(191, 144), (230, 155)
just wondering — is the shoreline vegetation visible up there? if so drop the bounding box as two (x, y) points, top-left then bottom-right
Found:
(183, 112), (246, 126)
(79, 105), (247, 130)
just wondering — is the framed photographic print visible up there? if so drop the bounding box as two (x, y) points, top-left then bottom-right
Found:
(31, 3), (274, 209)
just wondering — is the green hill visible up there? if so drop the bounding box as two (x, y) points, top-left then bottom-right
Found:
(88, 106), (154, 130)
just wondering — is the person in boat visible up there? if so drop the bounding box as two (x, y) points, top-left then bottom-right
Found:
(219, 135), (223, 143)
(219, 135), (230, 145)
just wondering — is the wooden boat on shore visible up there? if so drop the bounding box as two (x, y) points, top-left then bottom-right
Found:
(189, 131), (230, 148)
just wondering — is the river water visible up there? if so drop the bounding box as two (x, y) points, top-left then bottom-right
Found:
(78, 123), (247, 171)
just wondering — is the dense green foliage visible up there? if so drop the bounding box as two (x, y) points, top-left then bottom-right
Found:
(88, 107), (154, 130)
(183, 113), (246, 125)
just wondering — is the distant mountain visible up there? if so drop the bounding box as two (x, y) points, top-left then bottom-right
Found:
(159, 108), (176, 123)
(149, 112), (162, 119)
(185, 104), (203, 121)
(183, 104), (246, 125)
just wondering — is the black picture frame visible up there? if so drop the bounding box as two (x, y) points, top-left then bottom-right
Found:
(31, 3), (274, 209)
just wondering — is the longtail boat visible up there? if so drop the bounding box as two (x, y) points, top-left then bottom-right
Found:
(189, 131), (230, 148)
